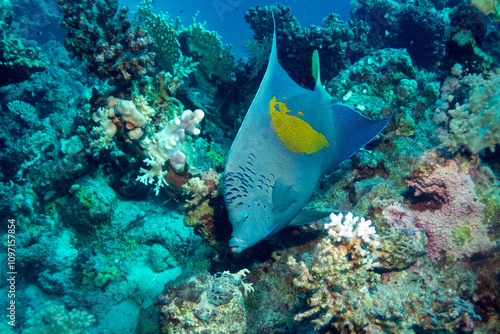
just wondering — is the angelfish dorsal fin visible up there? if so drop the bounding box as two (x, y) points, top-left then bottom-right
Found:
(272, 179), (297, 213)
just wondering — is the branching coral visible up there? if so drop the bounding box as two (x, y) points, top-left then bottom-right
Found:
(90, 94), (205, 195)
(289, 209), (483, 332)
(287, 212), (381, 331)
(7, 100), (38, 126)
(134, 0), (199, 77)
(179, 18), (235, 81)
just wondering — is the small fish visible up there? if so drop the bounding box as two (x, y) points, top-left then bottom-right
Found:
(224, 18), (391, 253)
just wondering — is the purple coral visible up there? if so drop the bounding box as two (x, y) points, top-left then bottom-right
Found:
(402, 150), (495, 261)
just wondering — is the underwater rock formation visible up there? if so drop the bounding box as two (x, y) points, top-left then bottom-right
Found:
(157, 270), (253, 333)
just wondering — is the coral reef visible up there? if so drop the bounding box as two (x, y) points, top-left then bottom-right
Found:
(403, 150), (495, 261)
(287, 212), (483, 332)
(0, 0), (48, 86)
(62, 176), (117, 233)
(436, 68), (500, 153)
(0, 0), (498, 333)
(157, 269), (253, 333)
(136, 108), (205, 194)
(245, 4), (367, 87)
(57, 0), (155, 84)
(287, 212), (381, 331)
(23, 302), (95, 334)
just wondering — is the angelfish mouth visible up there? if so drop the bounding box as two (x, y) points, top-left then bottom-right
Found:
(229, 237), (246, 253)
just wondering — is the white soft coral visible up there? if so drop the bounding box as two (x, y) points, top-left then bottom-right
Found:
(136, 109), (204, 195)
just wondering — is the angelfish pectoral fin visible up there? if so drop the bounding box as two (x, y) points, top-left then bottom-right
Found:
(289, 209), (331, 226)
(272, 179), (298, 213)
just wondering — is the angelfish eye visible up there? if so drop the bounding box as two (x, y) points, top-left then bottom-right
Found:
(244, 214), (249, 221)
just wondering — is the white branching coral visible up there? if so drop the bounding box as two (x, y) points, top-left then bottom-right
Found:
(326, 212), (380, 249)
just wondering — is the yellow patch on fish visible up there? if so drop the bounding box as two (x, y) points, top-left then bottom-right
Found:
(269, 96), (329, 154)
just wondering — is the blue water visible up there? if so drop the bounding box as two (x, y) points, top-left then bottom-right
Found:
(121, 0), (352, 58)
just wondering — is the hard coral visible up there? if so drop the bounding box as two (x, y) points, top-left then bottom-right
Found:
(157, 270), (252, 333)
(245, 4), (355, 87)
(179, 18), (235, 81)
(23, 302), (95, 334)
(447, 71), (500, 153)
(288, 212), (381, 331)
(58, 0), (155, 85)
(0, 0), (48, 86)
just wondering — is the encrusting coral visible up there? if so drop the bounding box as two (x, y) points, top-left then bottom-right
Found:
(403, 149), (495, 261)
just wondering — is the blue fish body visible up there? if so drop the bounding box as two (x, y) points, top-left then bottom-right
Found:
(224, 24), (391, 253)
